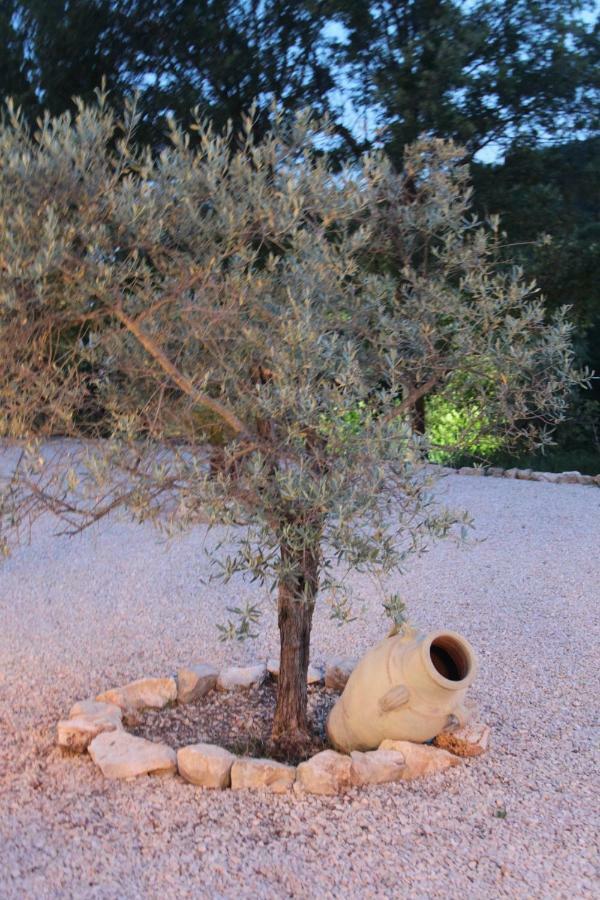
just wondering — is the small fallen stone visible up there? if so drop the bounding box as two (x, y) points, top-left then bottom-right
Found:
(325, 658), (356, 692)
(177, 664), (218, 704)
(177, 743), (235, 789)
(217, 664), (266, 691)
(516, 468), (533, 480)
(350, 749), (406, 786)
(295, 749), (353, 795)
(504, 468), (519, 479)
(433, 722), (491, 757)
(379, 740), (461, 779)
(97, 677), (177, 711)
(458, 467), (483, 476)
(57, 703), (123, 753)
(88, 730), (176, 779)
(230, 757), (296, 793)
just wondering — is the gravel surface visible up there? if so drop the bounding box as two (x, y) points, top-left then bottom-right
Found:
(1, 474), (598, 899)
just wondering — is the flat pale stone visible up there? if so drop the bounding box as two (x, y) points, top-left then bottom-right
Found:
(96, 677), (177, 711)
(537, 471), (560, 483)
(379, 740), (461, 779)
(296, 749), (353, 795)
(307, 664), (325, 684)
(486, 467), (504, 477)
(230, 757), (296, 793)
(350, 749), (406, 786)
(557, 470), (582, 484)
(504, 468), (519, 479)
(576, 474), (596, 485)
(69, 699), (123, 719)
(325, 658), (356, 692)
(433, 722), (491, 758)
(216, 664), (266, 691)
(267, 659), (324, 684)
(516, 468), (533, 480)
(57, 704), (123, 753)
(458, 467), (483, 476)
(177, 743), (235, 788)
(177, 664), (218, 704)
(88, 731), (176, 779)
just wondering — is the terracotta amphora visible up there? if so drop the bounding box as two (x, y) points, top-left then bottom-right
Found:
(326, 627), (477, 752)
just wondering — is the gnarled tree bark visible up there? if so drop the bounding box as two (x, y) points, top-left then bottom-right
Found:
(271, 536), (320, 755)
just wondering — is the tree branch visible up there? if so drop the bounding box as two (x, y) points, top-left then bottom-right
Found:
(114, 306), (250, 438)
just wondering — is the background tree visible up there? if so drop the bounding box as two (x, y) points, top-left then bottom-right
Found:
(0, 100), (578, 752)
(5, 0), (335, 146)
(329, 0), (599, 160)
(471, 137), (600, 466)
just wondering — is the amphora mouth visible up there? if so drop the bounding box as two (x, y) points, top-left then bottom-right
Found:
(423, 631), (476, 688)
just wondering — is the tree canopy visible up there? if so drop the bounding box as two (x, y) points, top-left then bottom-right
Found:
(2, 1), (598, 465)
(0, 100), (579, 749)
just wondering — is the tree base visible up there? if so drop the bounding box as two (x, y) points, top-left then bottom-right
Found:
(269, 723), (315, 763)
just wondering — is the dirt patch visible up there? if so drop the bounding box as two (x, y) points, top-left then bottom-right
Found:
(130, 679), (338, 764)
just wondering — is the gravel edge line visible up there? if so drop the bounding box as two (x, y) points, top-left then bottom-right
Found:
(433, 464), (600, 486)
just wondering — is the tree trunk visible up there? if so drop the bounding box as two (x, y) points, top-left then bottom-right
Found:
(412, 393), (426, 435)
(271, 538), (320, 755)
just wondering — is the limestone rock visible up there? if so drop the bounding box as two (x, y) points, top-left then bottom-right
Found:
(216, 664), (266, 691)
(267, 659), (324, 685)
(325, 658), (356, 692)
(576, 474), (596, 485)
(350, 749), (406, 786)
(504, 468), (519, 479)
(486, 467), (505, 477)
(557, 470), (582, 484)
(177, 743), (235, 789)
(379, 740), (461, 779)
(88, 730), (176, 779)
(458, 466), (483, 476)
(58, 703), (122, 753)
(537, 471), (560, 483)
(296, 749), (353, 795)
(69, 699), (122, 719)
(433, 722), (491, 758)
(307, 664), (325, 684)
(516, 468), (533, 480)
(96, 677), (177, 711)
(177, 664), (218, 704)
(230, 757), (296, 793)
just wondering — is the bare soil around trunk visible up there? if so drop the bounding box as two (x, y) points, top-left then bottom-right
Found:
(130, 681), (336, 764)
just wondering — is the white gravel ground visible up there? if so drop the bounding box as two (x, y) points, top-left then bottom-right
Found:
(1, 474), (599, 899)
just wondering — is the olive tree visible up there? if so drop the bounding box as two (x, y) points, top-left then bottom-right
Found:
(0, 96), (578, 753)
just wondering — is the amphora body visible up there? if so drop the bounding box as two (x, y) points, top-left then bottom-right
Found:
(326, 628), (477, 752)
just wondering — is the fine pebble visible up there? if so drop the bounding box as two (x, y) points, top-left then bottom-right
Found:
(0, 473), (598, 897)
